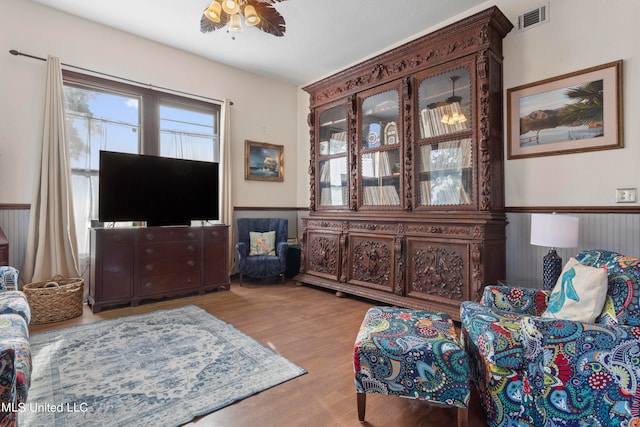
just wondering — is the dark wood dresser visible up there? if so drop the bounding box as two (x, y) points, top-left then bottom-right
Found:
(89, 225), (229, 312)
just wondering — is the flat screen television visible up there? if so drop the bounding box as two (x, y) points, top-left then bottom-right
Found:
(99, 150), (219, 227)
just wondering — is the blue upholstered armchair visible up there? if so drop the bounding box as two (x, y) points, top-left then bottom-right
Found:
(461, 249), (640, 427)
(235, 218), (288, 285)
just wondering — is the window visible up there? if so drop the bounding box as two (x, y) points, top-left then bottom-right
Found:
(62, 70), (221, 257)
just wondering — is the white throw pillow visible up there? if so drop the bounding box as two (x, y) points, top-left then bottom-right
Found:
(249, 231), (276, 256)
(541, 257), (608, 323)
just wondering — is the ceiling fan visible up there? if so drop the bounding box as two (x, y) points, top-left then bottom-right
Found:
(200, 0), (287, 38)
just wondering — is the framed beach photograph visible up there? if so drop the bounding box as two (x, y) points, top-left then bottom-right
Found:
(244, 140), (284, 182)
(507, 60), (623, 159)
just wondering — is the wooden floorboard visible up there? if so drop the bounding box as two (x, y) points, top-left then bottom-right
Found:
(28, 279), (489, 427)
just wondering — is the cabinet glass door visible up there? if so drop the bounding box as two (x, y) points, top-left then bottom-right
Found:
(359, 89), (401, 208)
(418, 138), (472, 205)
(318, 104), (348, 208)
(416, 67), (473, 207)
(417, 68), (471, 139)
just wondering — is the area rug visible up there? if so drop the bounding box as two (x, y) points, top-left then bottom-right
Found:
(20, 305), (306, 427)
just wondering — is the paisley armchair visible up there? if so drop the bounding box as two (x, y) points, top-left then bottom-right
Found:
(0, 267), (31, 425)
(461, 249), (640, 427)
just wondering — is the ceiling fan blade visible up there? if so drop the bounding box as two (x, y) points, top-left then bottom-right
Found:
(200, 10), (229, 33)
(251, 1), (286, 37)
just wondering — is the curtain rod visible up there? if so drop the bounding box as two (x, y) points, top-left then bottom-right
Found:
(9, 49), (232, 105)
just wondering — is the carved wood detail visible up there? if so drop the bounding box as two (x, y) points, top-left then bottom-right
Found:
(393, 232), (404, 295)
(351, 240), (392, 286)
(313, 36), (481, 106)
(299, 221), (307, 272)
(471, 242), (483, 300)
(308, 111), (316, 211)
(339, 232), (348, 282)
(309, 236), (339, 276)
(349, 222), (398, 233)
(405, 224), (471, 237)
(478, 57), (491, 211)
(410, 246), (464, 300)
(305, 7), (512, 108)
(307, 220), (343, 230)
(402, 76), (413, 211)
(348, 96), (358, 211)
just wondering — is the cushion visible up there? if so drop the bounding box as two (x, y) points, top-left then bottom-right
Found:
(249, 231), (276, 256)
(542, 257), (608, 323)
(0, 267), (18, 291)
(576, 250), (640, 326)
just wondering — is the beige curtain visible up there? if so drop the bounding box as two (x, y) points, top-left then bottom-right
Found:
(219, 98), (234, 275)
(22, 56), (80, 283)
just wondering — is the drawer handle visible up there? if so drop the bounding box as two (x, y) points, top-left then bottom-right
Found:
(187, 260), (195, 267)
(210, 231), (219, 237)
(145, 233), (155, 240)
(187, 245), (195, 252)
(145, 248), (154, 255)
(145, 264), (154, 272)
(113, 235), (122, 242)
(188, 232), (196, 238)
(145, 282), (153, 288)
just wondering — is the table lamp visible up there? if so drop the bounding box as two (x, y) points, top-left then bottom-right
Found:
(530, 213), (579, 290)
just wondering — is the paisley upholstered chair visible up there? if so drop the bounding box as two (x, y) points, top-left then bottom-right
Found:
(0, 266), (32, 425)
(235, 218), (288, 285)
(461, 249), (640, 427)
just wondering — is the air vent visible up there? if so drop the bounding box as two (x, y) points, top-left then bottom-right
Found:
(516, 3), (549, 32)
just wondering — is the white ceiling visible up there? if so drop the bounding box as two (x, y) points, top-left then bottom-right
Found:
(32, 0), (491, 86)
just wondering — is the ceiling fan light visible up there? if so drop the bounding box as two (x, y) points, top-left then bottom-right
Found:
(221, 0), (240, 14)
(204, 1), (222, 23)
(228, 13), (244, 32)
(244, 5), (261, 26)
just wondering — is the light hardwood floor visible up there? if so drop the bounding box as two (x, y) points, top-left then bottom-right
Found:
(29, 279), (489, 427)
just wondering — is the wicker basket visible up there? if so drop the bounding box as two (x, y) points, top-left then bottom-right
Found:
(23, 275), (84, 324)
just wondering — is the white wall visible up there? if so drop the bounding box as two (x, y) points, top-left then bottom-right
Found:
(500, 0), (640, 207)
(295, 0), (640, 209)
(0, 0), (298, 208)
(3, 0), (639, 212)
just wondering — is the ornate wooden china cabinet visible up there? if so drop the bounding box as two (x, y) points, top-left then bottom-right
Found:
(295, 7), (513, 320)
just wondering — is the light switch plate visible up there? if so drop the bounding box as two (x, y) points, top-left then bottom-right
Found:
(616, 188), (637, 203)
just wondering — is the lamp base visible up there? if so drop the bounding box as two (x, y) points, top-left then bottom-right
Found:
(543, 249), (562, 290)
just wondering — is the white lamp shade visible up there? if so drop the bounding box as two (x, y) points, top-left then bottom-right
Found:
(221, 0), (240, 14)
(228, 13), (244, 32)
(204, 1), (222, 22)
(244, 5), (261, 26)
(530, 213), (579, 248)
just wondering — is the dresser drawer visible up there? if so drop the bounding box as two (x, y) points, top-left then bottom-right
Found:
(139, 257), (198, 277)
(139, 272), (198, 296)
(140, 241), (198, 260)
(140, 228), (199, 243)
